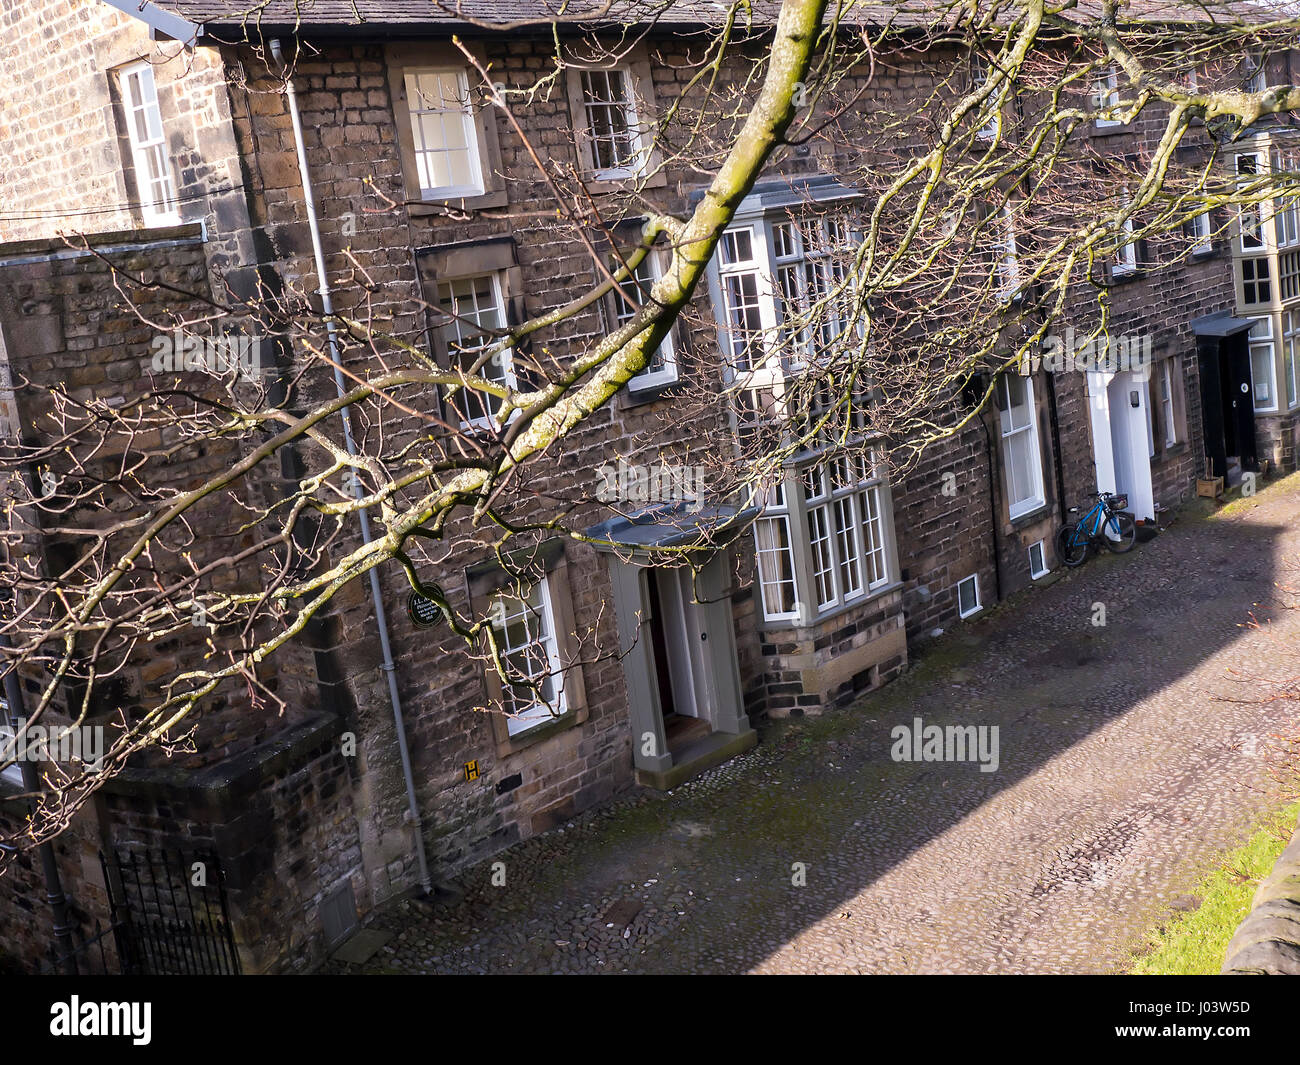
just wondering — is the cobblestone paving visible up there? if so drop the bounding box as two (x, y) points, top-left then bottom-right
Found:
(324, 475), (1300, 974)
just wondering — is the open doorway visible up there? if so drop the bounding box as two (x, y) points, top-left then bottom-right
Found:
(1106, 371), (1155, 523)
(1087, 369), (1155, 523)
(645, 567), (711, 755)
(590, 506), (757, 791)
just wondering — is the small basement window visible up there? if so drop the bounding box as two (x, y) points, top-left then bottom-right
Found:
(956, 574), (982, 618)
(1028, 540), (1048, 579)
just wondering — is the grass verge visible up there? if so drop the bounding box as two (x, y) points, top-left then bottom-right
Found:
(1127, 802), (1300, 975)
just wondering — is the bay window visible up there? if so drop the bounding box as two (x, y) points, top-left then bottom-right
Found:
(717, 214), (858, 379)
(753, 452), (894, 624)
(1238, 152), (1265, 252)
(1284, 310), (1300, 408)
(710, 188), (898, 626)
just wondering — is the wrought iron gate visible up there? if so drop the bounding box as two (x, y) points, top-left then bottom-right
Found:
(50, 848), (241, 975)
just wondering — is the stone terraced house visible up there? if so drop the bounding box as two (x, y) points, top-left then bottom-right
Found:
(0, 0), (1293, 971)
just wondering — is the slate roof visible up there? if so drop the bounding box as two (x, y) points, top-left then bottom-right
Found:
(115, 0), (1282, 39)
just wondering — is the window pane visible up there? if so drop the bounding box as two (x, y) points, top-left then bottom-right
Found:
(958, 576), (978, 615)
(807, 504), (835, 607)
(721, 228), (753, 265)
(1251, 342), (1276, 408)
(833, 494), (863, 597)
(997, 374), (1030, 433)
(722, 270), (764, 370)
(408, 69), (481, 195)
(861, 487), (887, 587)
(1003, 428), (1033, 507)
(581, 68), (636, 172)
(755, 516), (797, 617)
(492, 582), (564, 735)
(438, 274), (510, 423)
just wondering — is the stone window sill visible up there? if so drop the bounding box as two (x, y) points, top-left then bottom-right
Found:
(493, 707), (585, 760)
(407, 189), (509, 215)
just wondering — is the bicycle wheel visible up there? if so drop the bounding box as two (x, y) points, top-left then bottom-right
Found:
(1102, 511), (1136, 553)
(1055, 522), (1089, 567)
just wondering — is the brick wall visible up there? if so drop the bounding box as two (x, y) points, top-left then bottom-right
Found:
(0, 228), (371, 973)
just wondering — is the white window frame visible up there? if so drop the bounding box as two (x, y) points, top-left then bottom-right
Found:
(715, 215), (858, 388)
(1028, 540), (1049, 579)
(754, 454), (894, 624)
(613, 247), (678, 390)
(957, 574), (982, 619)
(997, 372), (1046, 520)
(971, 56), (999, 140)
(1272, 146), (1300, 249)
(1246, 52), (1267, 94)
(120, 62), (180, 226)
(404, 68), (486, 200)
(1283, 309), (1300, 409)
(1160, 359), (1178, 447)
(754, 479), (800, 623)
(1188, 210), (1212, 255)
(997, 201), (1022, 301)
(1249, 315), (1279, 412)
(1092, 66), (1123, 128)
(489, 574), (567, 736)
(1238, 152), (1266, 252)
(1113, 209), (1138, 277)
(716, 224), (775, 381)
(436, 271), (517, 430)
(0, 697), (22, 786)
(577, 66), (647, 181)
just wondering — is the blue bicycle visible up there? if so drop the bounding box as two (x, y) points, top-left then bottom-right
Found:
(1055, 491), (1137, 567)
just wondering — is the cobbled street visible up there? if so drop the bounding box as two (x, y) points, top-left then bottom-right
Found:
(326, 475), (1300, 974)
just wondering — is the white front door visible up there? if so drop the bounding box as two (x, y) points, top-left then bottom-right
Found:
(655, 568), (710, 721)
(1088, 370), (1155, 523)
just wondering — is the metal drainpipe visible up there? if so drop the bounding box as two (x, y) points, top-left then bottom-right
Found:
(271, 38), (431, 896)
(978, 414), (1004, 603)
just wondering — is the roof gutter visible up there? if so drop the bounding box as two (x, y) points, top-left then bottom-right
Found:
(270, 37), (432, 897)
(98, 0), (203, 45)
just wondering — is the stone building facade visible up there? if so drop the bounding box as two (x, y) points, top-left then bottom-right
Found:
(0, 0), (1281, 971)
